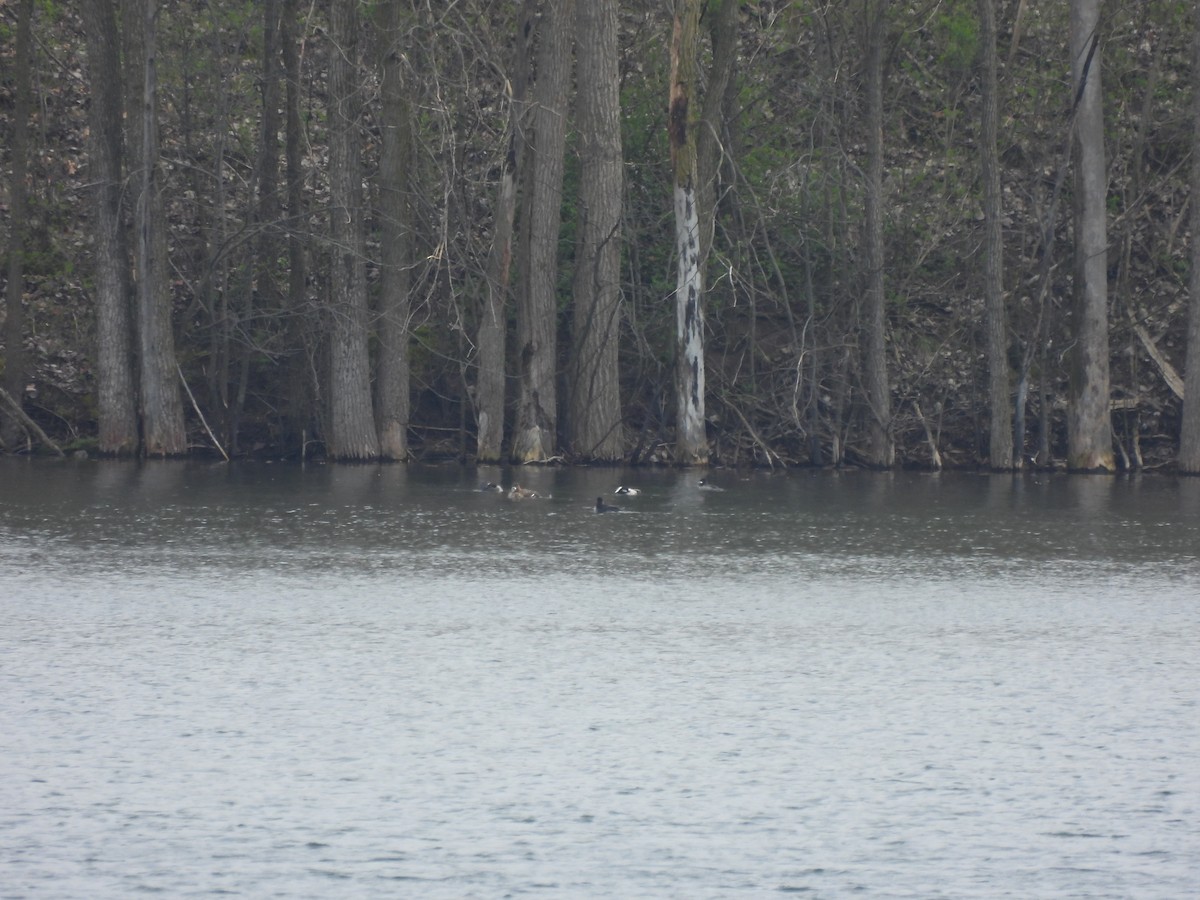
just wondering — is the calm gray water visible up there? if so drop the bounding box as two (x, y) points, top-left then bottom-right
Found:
(2, 459), (1198, 898)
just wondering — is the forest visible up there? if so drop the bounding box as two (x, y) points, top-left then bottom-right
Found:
(3, 0), (1200, 472)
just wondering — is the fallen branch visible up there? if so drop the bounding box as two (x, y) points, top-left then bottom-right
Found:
(0, 386), (65, 456)
(177, 364), (229, 461)
(1132, 322), (1184, 400)
(724, 397), (782, 469)
(912, 399), (943, 470)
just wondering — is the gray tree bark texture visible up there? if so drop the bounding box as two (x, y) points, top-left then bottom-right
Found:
(569, 0), (624, 461)
(81, 0), (139, 455)
(1067, 0), (1114, 472)
(512, 0), (573, 464)
(328, 0), (380, 460)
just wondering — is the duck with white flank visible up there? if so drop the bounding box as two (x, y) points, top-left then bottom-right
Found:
(478, 481), (503, 492)
(614, 485), (641, 495)
(596, 496), (621, 513)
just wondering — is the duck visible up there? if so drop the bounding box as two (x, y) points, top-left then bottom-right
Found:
(508, 483), (540, 500)
(478, 481), (503, 492)
(614, 485), (641, 496)
(596, 496), (621, 513)
(698, 478), (725, 492)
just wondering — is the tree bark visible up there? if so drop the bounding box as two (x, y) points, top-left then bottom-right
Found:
(1067, 0), (1114, 472)
(2, 0), (35, 448)
(327, 0), (379, 460)
(669, 0), (708, 466)
(863, 0), (893, 467)
(1180, 3), (1200, 473)
(81, 0), (139, 455)
(281, 0), (311, 451)
(375, 0), (413, 461)
(476, 0), (536, 463)
(569, 0), (624, 461)
(134, 0), (187, 456)
(512, 0), (573, 463)
(978, 0), (1014, 470)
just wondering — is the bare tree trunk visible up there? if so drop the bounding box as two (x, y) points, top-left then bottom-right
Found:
(669, 0), (708, 466)
(375, 1), (413, 461)
(134, 0), (187, 456)
(978, 0), (1014, 470)
(82, 0), (139, 455)
(862, 0), (893, 467)
(1067, 0), (1114, 472)
(327, 0), (379, 461)
(2, 0), (35, 448)
(569, 0), (624, 461)
(476, 0), (535, 463)
(512, 0), (573, 463)
(281, 0), (311, 452)
(1180, 4), (1200, 473)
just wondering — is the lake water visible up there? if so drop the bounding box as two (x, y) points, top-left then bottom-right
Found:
(2, 459), (1198, 898)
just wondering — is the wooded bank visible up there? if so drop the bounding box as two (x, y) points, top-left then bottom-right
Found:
(3, 1), (1200, 472)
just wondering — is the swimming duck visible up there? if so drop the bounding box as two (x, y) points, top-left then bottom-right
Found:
(614, 485), (641, 496)
(509, 484), (540, 500)
(596, 496), (621, 513)
(478, 481), (503, 492)
(698, 478), (725, 491)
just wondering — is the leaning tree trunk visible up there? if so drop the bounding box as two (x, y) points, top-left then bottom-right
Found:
(1066, 0), (1114, 472)
(2, 0), (34, 449)
(476, 0), (535, 463)
(978, 0), (1014, 470)
(512, 0), (573, 464)
(569, 0), (624, 461)
(327, 0), (379, 461)
(134, 0), (186, 456)
(374, 0), (413, 461)
(1180, 5), (1200, 473)
(862, 0), (893, 468)
(669, 0), (708, 466)
(82, 0), (139, 455)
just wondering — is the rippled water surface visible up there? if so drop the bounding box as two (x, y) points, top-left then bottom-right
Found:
(2, 460), (1198, 897)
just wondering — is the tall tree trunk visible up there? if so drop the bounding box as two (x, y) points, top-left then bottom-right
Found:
(2, 0), (35, 448)
(1180, 4), (1200, 473)
(1067, 0), (1114, 472)
(375, 0), (413, 461)
(476, 0), (535, 463)
(134, 0), (187, 456)
(862, 0), (893, 467)
(978, 0), (1014, 470)
(81, 0), (139, 455)
(512, 0), (573, 463)
(569, 0), (624, 461)
(327, 0), (379, 460)
(669, 0), (708, 466)
(281, 0), (311, 452)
